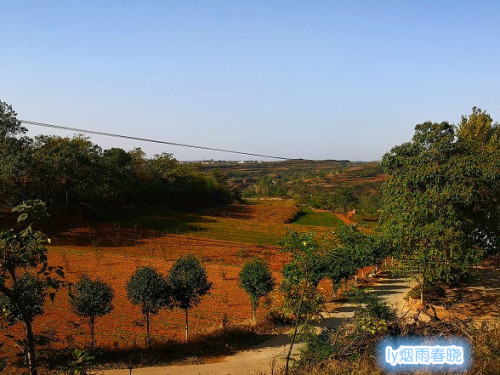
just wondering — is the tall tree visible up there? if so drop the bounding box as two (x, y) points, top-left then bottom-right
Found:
(0, 100), (30, 207)
(168, 255), (212, 343)
(380, 112), (499, 305)
(280, 230), (325, 375)
(0, 200), (64, 375)
(239, 258), (275, 323)
(70, 275), (114, 349)
(126, 266), (170, 347)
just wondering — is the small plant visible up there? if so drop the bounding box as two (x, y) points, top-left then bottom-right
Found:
(70, 275), (114, 349)
(64, 348), (95, 375)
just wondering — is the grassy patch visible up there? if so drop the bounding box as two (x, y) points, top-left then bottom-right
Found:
(115, 201), (301, 246)
(290, 206), (344, 230)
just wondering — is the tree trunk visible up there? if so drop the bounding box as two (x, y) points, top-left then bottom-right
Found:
(252, 306), (256, 324)
(421, 262), (427, 306)
(24, 319), (38, 375)
(285, 278), (309, 375)
(146, 311), (150, 347)
(185, 308), (189, 343)
(90, 316), (95, 350)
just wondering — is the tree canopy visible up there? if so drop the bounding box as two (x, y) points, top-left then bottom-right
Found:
(380, 109), (500, 303)
(126, 266), (170, 347)
(168, 255), (212, 342)
(239, 258), (275, 323)
(70, 275), (114, 349)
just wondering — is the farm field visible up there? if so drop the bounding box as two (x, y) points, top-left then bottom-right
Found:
(292, 206), (345, 229)
(0, 199), (342, 371)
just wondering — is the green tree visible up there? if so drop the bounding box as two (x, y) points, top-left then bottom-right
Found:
(126, 266), (170, 347)
(331, 187), (358, 214)
(168, 255), (212, 342)
(380, 113), (499, 305)
(280, 230), (325, 375)
(0, 200), (64, 375)
(70, 275), (114, 349)
(239, 258), (275, 323)
(0, 100), (30, 207)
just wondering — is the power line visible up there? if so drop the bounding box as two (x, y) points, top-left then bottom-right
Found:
(20, 119), (290, 160)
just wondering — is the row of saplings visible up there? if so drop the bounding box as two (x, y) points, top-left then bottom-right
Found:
(72, 224), (384, 352)
(70, 255), (274, 350)
(0, 201), (384, 375)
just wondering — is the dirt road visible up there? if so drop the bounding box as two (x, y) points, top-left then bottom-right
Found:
(103, 276), (412, 375)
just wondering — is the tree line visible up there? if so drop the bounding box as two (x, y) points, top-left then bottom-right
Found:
(0, 100), (238, 214)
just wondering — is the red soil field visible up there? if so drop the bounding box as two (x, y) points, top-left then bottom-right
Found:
(1, 200), (339, 369)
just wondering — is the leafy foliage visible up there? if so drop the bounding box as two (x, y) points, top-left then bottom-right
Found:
(126, 266), (170, 346)
(239, 258), (275, 322)
(380, 112), (499, 303)
(168, 254), (212, 342)
(0, 272), (45, 325)
(168, 255), (212, 311)
(70, 275), (114, 348)
(0, 100), (236, 212)
(0, 200), (64, 375)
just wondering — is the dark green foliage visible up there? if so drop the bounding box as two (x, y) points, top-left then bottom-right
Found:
(330, 187), (359, 214)
(239, 258), (275, 322)
(0, 100), (236, 211)
(0, 272), (45, 325)
(280, 230), (326, 374)
(168, 255), (212, 310)
(126, 266), (170, 347)
(0, 200), (64, 375)
(380, 110), (499, 304)
(168, 255), (212, 342)
(70, 275), (114, 349)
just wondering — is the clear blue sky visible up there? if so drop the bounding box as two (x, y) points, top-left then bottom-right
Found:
(1, 1), (499, 161)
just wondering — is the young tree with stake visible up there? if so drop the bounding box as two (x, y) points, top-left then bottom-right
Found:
(126, 266), (170, 347)
(239, 258), (275, 323)
(168, 255), (212, 343)
(70, 275), (114, 349)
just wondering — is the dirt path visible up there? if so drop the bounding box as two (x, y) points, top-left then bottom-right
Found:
(334, 213), (356, 226)
(103, 276), (412, 375)
(306, 205), (356, 226)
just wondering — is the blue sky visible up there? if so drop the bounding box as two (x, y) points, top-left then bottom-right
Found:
(1, 1), (499, 161)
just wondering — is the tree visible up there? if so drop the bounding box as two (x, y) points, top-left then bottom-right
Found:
(380, 113), (499, 305)
(0, 100), (30, 207)
(126, 266), (170, 347)
(0, 200), (64, 375)
(168, 255), (212, 342)
(331, 187), (358, 214)
(280, 230), (325, 375)
(70, 275), (114, 349)
(323, 247), (355, 297)
(239, 258), (275, 323)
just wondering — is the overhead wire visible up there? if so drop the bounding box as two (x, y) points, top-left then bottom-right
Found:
(20, 119), (290, 160)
